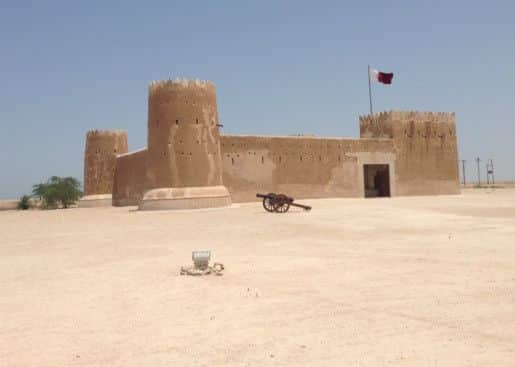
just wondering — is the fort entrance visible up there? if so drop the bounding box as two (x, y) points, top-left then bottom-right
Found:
(364, 164), (391, 198)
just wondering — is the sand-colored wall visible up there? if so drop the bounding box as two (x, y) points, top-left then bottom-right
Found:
(144, 80), (225, 190)
(83, 130), (128, 196)
(360, 111), (460, 196)
(112, 149), (147, 206)
(220, 135), (395, 202)
(0, 200), (18, 211)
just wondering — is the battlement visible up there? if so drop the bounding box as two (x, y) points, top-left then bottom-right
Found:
(358, 110), (394, 126)
(359, 110), (455, 125)
(360, 110), (456, 140)
(148, 78), (214, 96)
(86, 129), (127, 137)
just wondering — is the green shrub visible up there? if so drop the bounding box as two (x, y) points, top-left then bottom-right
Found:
(32, 176), (83, 209)
(18, 195), (31, 210)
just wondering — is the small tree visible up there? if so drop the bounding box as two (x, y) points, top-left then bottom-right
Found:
(18, 195), (31, 210)
(32, 176), (83, 209)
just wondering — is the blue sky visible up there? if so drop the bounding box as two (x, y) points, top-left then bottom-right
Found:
(1, 0), (514, 198)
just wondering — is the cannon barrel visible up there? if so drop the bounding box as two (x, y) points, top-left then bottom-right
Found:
(256, 193), (273, 199)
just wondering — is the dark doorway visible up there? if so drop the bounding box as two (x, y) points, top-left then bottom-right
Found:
(364, 164), (391, 198)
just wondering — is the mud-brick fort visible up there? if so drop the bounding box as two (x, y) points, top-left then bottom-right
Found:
(79, 78), (460, 210)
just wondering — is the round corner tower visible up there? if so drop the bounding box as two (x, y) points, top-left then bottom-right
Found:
(79, 129), (128, 207)
(139, 78), (231, 210)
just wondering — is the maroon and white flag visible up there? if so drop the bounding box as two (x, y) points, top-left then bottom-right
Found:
(369, 68), (394, 85)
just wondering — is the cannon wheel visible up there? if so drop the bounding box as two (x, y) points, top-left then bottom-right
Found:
(273, 194), (290, 213)
(262, 193), (276, 212)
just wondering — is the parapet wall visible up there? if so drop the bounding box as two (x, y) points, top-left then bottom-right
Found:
(112, 148), (147, 206)
(360, 111), (459, 195)
(83, 130), (128, 196)
(221, 135), (395, 202)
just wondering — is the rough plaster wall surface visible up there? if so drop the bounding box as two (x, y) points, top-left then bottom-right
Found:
(112, 149), (147, 206)
(144, 79), (225, 190)
(83, 130), (128, 196)
(220, 135), (394, 202)
(360, 111), (460, 196)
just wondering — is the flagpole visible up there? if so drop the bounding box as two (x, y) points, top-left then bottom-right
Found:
(368, 65), (373, 114)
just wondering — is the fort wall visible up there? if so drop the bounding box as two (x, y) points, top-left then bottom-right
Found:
(80, 130), (128, 207)
(112, 148), (147, 206)
(360, 111), (459, 195)
(94, 79), (460, 207)
(221, 135), (395, 202)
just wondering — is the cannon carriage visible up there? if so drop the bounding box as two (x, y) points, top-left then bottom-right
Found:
(256, 193), (312, 213)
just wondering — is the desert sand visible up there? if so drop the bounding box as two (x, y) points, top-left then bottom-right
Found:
(1, 188), (515, 366)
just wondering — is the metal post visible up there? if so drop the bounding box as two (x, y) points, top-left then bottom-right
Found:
(460, 159), (466, 186)
(491, 160), (495, 185)
(476, 157), (481, 187)
(368, 65), (373, 115)
(486, 159), (495, 185)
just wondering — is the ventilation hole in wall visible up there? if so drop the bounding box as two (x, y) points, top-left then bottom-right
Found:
(237, 154), (240, 158)
(231, 157), (235, 165)
(261, 156), (264, 164)
(113, 149), (117, 153)
(176, 119), (179, 125)
(319, 155), (322, 162)
(196, 118), (199, 124)
(179, 140), (183, 144)
(189, 152), (192, 156)
(197, 140), (200, 144)
(300, 155), (303, 162)
(279, 156), (282, 163)
(180, 152), (185, 155)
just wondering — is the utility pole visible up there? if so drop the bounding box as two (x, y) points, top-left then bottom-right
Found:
(460, 159), (466, 186)
(486, 159), (495, 185)
(367, 65), (373, 114)
(476, 157), (481, 187)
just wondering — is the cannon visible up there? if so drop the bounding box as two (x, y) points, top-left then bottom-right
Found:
(256, 193), (312, 213)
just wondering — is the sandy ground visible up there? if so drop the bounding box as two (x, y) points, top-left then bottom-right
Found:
(1, 188), (515, 366)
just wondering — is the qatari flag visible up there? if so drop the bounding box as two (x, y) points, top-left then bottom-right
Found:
(369, 68), (394, 84)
